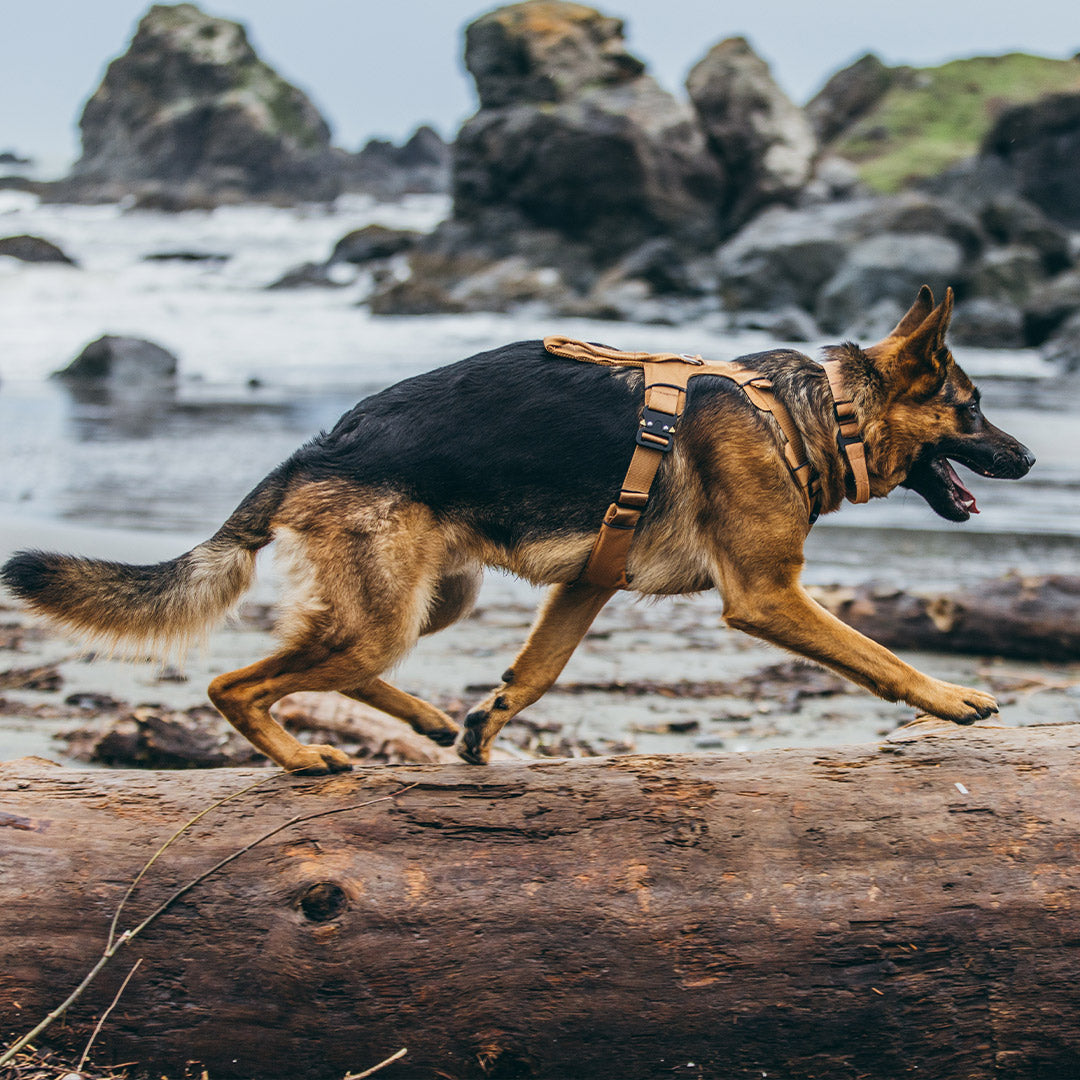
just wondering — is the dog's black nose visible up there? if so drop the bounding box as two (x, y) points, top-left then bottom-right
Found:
(1021, 445), (1036, 470)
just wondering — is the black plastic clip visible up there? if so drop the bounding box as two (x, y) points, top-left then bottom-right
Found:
(636, 407), (677, 451)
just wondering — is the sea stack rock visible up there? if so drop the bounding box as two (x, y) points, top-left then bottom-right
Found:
(69, 3), (338, 203)
(686, 37), (818, 229)
(452, 1), (725, 257)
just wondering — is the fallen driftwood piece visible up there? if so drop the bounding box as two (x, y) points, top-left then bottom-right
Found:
(56, 693), (517, 768)
(811, 573), (1080, 661)
(2, 725), (1080, 1080)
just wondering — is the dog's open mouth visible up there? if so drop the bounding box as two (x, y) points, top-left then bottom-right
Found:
(903, 455), (980, 521)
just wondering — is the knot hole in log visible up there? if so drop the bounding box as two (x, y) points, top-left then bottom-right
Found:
(298, 881), (348, 922)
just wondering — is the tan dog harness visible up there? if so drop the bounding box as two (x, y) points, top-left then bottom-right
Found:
(544, 336), (827, 588)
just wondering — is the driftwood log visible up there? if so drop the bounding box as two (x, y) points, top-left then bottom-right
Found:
(812, 574), (1080, 661)
(2, 724), (1080, 1080)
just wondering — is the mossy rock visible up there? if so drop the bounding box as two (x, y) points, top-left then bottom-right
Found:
(828, 53), (1080, 192)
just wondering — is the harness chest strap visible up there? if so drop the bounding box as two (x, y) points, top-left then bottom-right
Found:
(818, 357), (871, 504)
(543, 336), (821, 589)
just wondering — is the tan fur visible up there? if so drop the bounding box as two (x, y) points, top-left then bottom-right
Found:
(14, 540), (257, 659)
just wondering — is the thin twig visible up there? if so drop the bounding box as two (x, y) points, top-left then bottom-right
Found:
(0, 776), (417, 1069)
(342, 1046), (408, 1079)
(106, 771), (280, 950)
(77, 958), (143, 1071)
(125, 785), (418, 943)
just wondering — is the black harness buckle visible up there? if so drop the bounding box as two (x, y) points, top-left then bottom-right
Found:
(636, 406), (677, 451)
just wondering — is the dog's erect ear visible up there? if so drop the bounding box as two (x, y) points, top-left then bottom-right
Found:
(904, 286), (954, 359)
(865, 287), (954, 399)
(886, 285), (936, 339)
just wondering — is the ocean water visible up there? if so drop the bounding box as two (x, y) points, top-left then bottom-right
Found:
(1, 189), (1078, 592)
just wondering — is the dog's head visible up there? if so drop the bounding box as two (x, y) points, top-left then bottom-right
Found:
(862, 286), (1035, 522)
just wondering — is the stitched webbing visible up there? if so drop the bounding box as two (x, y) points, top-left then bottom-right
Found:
(819, 357), (871, 504)
(544, 336), (821, 589)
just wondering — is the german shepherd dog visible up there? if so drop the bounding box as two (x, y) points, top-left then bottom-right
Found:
(1, 287), (1034, 773)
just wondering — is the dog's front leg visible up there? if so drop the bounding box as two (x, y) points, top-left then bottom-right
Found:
(458, 581), (615, 764)
(719, 569), (998, 724)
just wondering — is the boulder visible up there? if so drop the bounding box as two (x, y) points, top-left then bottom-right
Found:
(143, 249), (229, 263)
(369, 251), (571, 316)
(1021, 269), (1080, 346)
(0, 234), (77, 265)
(870, 194), (984, 259)
(451, 2), (724, 259)
(715, 202), (853, 312)
(268, 225), (420, 291)
(805, 53), (899, 144)
(713, 193), (978, 316)
(727, 305), (820, 341)
(816, 233), (965, 334)
(69, 3), (338, 203)
(464, 0), (644, 109)
(686, 36), (817, 227)
(329, 224), (420, 265)
(982, 91), (1080, 227)
(979, 196), (1073, 275)
(837, 298), (909, 344)
(948, 297), (1026, 349)
(265, 261), (345, 290)
(597, 236), (713, 297)
(53, 335), (178, 382)
(1041, 310), (1080, 371)
(570, 246), (716, 323)
(967, 245), (1047, 306)
(339, 125), (451, 198)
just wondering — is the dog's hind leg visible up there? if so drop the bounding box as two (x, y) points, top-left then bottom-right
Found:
(209, 647), (370, 774)
(209, 493), (455, 772)
(340, 679), (460, 746)
(340, 566), (484, 746)
(458, 581), (615, 764)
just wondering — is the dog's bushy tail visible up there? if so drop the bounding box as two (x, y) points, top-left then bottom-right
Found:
(0, 470), (288, 655)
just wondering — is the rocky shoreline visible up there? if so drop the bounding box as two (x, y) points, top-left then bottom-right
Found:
(4, 1), (1079, 365)
(3, 572), (1077, 771)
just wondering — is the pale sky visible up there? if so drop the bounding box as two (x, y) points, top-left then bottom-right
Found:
(3, 0), (1079, 174)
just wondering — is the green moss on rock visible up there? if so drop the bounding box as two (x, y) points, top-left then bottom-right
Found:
(830, 53), (1080, 192)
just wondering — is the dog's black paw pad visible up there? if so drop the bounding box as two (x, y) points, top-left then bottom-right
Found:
(464, 708), (489, 730)
(428, 729), (458, 746)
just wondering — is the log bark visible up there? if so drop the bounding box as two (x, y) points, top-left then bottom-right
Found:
(2, 725), (1080, 1080)
(811, 574), (1080, 661)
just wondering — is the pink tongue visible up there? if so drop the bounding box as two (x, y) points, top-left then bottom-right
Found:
(945, 460), (979, 514)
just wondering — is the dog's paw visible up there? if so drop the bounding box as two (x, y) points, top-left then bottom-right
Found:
(917, 681), (998, 725)
(456, 717), (491, 765)
(285, 743), (354, 775)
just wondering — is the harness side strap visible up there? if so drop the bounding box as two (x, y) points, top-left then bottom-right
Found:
(580, 361), (693, 588)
